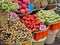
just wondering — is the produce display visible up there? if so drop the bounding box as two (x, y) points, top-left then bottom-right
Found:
(37, 10), (60, 25)
(13, 0), (33, 14)
(30, 0), (48, 9)
(0, 0), (60, 45)
(0, 20), (32, 44)
(20, 14), (46, 31)
(53, 0), (57, 4)
(48, 0), (57, 4)
(40, 0), (48, 8)
(0, 0), (19, 12)
(20, 14), (40, 31)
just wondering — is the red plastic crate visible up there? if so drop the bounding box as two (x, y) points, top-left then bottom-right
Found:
(33, 29), (48, 41)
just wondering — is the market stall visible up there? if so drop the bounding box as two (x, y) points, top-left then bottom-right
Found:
(0, 0), (60, 45)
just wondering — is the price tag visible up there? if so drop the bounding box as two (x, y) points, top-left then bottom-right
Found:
(28, 4), (34, 12)
(9, 12), (20, 20)
(39, 25), (47, 31)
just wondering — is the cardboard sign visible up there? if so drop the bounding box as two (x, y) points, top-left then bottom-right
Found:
(9, 12), (20, 20)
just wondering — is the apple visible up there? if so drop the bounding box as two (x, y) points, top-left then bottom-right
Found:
(19, 5), (22, 9)
(27, 0), (30, 4)
(12, 0), (17, 2)
(25, 8), (30, 13)
(20, 9), (25, 14)
(22, 4), (27, 9)
(33, 14), (37, 18)
(23, 16), (26, 19)
(23, 0), (28, 4)
(17, 1), (22, 5)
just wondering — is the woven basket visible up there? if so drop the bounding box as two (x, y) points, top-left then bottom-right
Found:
(48, 0), (57, 4)
(45, 4), (57, 10)
(57, 0), (60, 3)
(31, 0), (41, 9)
(30, 0), (47, 10)
(0, 12), (9, 25)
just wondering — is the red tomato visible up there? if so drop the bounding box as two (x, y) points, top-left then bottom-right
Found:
(21, 19), (24, 23)
(27, 15), (32, 17)
(23, 16), (26, 19)
(18, 1), (22, 5)
(35, 21), (40, 24)
(26, 18), (30, 21)
(30, 16), (34, 21)
(28, 23), (32, 25)
(33, 14), (37, 18)
(28, 21), (32, 23)
(28, 28), (32, 30)
(36, 25), (40, 28)
(34, 26), (38, 29)
(32, 21), (35, 23)
(30, 26), (33, 29)
(27, 25), (30, 28)
(40, 22), (45, 25)
(35, 18), (39, 21)
(32, 28), (37, 31)
(25, 20), (29, 24)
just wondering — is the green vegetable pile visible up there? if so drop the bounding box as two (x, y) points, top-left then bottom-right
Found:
(0, 0), (19, 12)
(37, 10), (60, 25)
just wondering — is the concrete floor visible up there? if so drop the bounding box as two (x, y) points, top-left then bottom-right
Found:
(45, 37), (60, 45)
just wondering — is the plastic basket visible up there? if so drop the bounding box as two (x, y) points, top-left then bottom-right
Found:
(45, 30), (58, 44)
(33, 28), (48, 41)
(45, 4), (57, 10)
(49, 22), (60, 31)
(32, 37), (47, 45)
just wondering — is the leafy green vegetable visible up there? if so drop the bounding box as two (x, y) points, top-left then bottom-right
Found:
(37, 10), (60, 25)
(0, 0), (19, 12)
